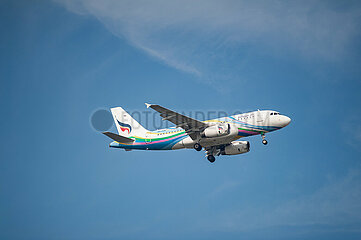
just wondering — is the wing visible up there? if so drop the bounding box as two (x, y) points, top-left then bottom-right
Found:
(146, 103), (208, 140)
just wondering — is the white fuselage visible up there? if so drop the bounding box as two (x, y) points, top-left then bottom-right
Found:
(109, 110), (291, 150)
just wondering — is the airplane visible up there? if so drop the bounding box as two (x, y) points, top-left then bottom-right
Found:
(103, 103), (291, 163)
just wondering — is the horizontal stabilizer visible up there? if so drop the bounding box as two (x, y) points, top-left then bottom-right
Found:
(103, 132), (135, 143)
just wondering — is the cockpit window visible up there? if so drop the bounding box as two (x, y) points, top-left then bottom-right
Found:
(270, 112), (273, 115)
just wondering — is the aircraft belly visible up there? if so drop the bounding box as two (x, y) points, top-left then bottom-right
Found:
(200, 135), (240, 147)
(176, 135), (241, 149)
(179, 136), (195, 149)
(172, 141), (185, 150)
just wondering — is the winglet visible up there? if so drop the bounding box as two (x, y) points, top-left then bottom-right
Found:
(145, 103), (152, 108)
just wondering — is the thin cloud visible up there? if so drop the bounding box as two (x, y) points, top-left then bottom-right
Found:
(201, 169), (361, 233)
(343, 115), (361, 150)
(206, 180), (241, 199)
(56, 0), (361, 87)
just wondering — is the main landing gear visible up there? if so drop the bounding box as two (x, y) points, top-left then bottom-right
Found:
(195, 144), (216, 163)
(207, 155), (215, 163)
(194, 143), (202, 151)
(261, 133), (268, 145)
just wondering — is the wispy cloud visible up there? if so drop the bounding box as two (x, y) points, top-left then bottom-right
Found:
(56, 0), (361, 88)
(343, 115), (361, 150)
(206, 180), (241, 199)
(200, 169), (361, 233)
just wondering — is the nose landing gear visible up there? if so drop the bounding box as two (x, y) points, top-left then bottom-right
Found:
(261, 133), (268, 145)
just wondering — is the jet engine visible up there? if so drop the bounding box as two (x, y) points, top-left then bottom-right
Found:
(221, 141), (250, 155)
(201, 124), (230, 138)
(201, 123), (239, 138)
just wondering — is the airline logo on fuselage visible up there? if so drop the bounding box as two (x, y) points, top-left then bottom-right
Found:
(117, 120), (132, 134)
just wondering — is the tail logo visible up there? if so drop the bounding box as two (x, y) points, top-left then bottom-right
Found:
(117, 120), (132, 134)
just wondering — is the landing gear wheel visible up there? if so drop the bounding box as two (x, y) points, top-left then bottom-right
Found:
(261, 133), (268, 145)
(194, 143), (202, 151)
(207, 155), (215, 163)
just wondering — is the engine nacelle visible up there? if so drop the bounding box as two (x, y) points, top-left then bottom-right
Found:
(221, 141), (250, 155)
(201, 124), (230, 138)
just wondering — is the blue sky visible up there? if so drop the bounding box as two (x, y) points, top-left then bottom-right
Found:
(1, 0), (361, 239)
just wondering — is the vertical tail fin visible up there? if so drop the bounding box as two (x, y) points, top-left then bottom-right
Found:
(110, 107), (148, 137)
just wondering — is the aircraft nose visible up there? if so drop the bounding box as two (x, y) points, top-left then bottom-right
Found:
(280, 115), (291, 127)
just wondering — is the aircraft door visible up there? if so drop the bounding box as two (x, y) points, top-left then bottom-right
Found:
(256, 110), (264, 125)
